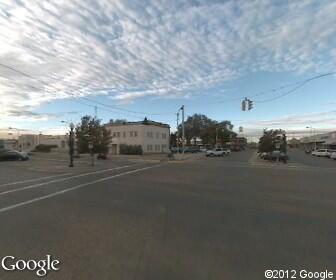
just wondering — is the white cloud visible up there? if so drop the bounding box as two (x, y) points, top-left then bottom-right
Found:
(238, 110), (336, 138)
(0, 0), (335, 120)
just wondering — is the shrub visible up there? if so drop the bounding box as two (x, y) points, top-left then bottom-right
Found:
(119, 144), (143, 155)
(33, 144), (58, 153)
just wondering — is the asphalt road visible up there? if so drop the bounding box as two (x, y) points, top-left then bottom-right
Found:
(0, 151), (335, 280)
(288, 148), (336, 168)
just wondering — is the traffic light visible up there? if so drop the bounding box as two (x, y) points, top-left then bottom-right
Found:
(241, 99), (246, 111)
(241, 98), (254, 111)
(248, 99), (253, 110)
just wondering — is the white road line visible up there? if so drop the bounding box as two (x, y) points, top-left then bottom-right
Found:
(0, 173), (73, 188)
(0, 165), (136, 196)
(0, 164), (160, 213)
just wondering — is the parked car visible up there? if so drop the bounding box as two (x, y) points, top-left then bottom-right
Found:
(327, 150), (336, 157)
(259, 152), (268, 159)
(206, 148), (227, 157)
(170, 147), (180, 153)
(263, 151), (289, 163)
(311, 149), (332, 157)
(330, 152), (336, 160)
(183, 146), (200, 153)
(97, 153), (107, 160)
(0, 150), (30, 161)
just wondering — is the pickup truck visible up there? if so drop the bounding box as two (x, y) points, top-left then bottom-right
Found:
(311, 149), (334, 157)
(206, 148), (229, 157)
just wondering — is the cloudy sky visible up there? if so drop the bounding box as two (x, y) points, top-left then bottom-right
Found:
(0, 0), (335, 138)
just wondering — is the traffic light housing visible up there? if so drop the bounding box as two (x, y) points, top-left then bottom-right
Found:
(241, 98), (254, 111)
(241, 100), (246, 111)
(248, 99), (253, 110)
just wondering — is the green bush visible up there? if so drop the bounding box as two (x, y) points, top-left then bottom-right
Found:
(119, 144), (143, 155)
(33, 144), (58, 153)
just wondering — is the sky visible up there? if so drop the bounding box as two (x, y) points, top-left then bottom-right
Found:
(0, 0), (335, 139)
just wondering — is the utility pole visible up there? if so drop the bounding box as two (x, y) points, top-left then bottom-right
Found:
(69, 122), (75, 167)
(176, 112), (179, 147)
(181, 105), (185, 150)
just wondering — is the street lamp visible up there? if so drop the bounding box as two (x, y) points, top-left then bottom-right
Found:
(306, 126), (316, 150)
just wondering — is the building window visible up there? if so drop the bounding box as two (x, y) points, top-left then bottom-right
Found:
(147, 144), (153, 151)
(134, 131), (138, 137)
(113, 132), (117, 137)
(155, 144), (160, 152)
(162, 133), (166, 139)
(123, 132), (126, 138)
(117, 132), (120, 138)
(130, 131), (134, 137)
(147, 132), (153, 138)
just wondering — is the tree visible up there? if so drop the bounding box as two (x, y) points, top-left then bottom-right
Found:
(143, 117), (149, 125)
(170, 132), (177, 147)
(178, 114), (236, 146)
(258, 129), (284, 153)
(75, 115), (111, 154)
(109, 119), (127, 124)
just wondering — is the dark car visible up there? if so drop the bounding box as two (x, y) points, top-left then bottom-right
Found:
(170, 147), (180, 153)
(0, 150), (30, 161)
(97, 153), (107, 160)
(263, 151), (289, 163)
(183, 146), (200, 153)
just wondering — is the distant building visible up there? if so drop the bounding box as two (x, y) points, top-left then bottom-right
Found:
(18, 134), (68, 152)
(190, 137), (203, 146)
(288, 138), (301, 148)
(105, 120), (170, 154)
(0, 139), (18, 150)
(301, 131), (336, 150)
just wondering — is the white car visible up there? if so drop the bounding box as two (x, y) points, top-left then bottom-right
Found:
(206, 148), (227, 157)
(327, 150), (336, 157)
(311, 149), (330, 157)
(330, 152), (336, 160)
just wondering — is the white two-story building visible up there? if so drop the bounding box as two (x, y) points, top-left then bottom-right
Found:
(105, 120), (170, 154)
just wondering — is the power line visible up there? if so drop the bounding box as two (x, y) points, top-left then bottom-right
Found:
(1, 62), (334, 117)
(0, 62), (176, 117)
(255, 72), (336, 103)
(211, 72), (335, 105)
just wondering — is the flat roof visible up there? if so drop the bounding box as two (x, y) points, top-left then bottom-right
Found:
(105, 120), (170, 128)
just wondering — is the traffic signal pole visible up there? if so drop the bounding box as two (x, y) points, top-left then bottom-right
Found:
(69, 123), (75, 167)
(181, 105), (185, 150)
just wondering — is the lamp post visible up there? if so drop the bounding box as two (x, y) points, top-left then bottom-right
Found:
(306, 126), (316, 150)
